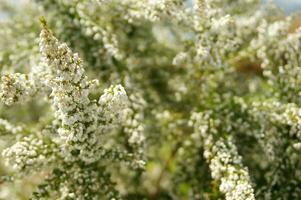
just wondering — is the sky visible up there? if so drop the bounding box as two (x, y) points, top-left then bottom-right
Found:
(186, 0), (301, 13)
(275, 0), (301, 13)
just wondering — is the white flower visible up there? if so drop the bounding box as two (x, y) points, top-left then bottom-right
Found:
(39, 19), (131, 163)
(0, 73), (36, 105)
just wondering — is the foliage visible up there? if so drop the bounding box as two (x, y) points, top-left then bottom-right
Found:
(0, 0), (300, 199)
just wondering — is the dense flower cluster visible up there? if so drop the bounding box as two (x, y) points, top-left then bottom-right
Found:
(191, 112), (255, 200)
(3, 135), (58, 172)
(1, 0), (301, 199)
(0, 17), (144, 199)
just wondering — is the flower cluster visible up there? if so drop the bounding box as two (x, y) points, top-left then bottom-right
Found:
(246, 99), (301, 158)
(2, 135), (58, 173)
(0, 118), (23, 136)
(251, 17), (301, 104)
(125, 0), (189, 23)
(123, 92), (146, 161)
(31, 162), (120, 200)
(191, 112), (255, 200)
(36, 0), (123, 60)
(0, 73), (36, 106)
(0, 18), (145, 199)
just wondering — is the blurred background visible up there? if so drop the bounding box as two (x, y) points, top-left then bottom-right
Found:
(3, 0), (301, 14)
(274, 0), (301, 13)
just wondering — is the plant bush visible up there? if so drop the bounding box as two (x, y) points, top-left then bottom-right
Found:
(0, 0), (300, 199)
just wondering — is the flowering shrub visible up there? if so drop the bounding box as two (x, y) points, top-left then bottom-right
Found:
(0, 0), (301, 199)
